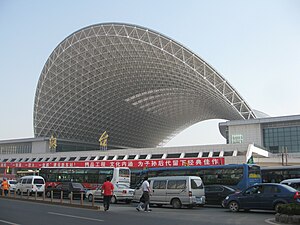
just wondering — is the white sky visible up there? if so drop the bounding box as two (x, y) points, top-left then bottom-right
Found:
(0, 0), (299, 147)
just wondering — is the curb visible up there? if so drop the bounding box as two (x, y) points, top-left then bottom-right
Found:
(0, 196), (100, 210)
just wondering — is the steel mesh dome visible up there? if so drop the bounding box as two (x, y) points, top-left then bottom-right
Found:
(34, 23), (256, 148)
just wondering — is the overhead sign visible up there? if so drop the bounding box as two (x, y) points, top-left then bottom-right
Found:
(0, 157), (224, 169)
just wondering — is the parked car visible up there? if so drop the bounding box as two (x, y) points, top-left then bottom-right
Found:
(16, 175), (45, 196)
(86, 183), (134, 204)
(45, 182), (85, 199)
(205, 185), (236, 206)
(280, 178), (300, 191)
(8, 180), (17, 192)
(222, 183), (300, 212)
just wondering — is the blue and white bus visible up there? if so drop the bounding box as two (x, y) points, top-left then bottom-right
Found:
(131, 164), (261, 191)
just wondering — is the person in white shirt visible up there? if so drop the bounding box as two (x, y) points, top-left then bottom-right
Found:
(136, 176), (152, 212)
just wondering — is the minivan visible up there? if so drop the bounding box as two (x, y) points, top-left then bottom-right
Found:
(133, 176), (205, 208)
(16, 175), (45, 196)
(280, 178), (300, 191)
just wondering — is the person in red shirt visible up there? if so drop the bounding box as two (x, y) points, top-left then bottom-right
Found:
(101, 177), (114, 211)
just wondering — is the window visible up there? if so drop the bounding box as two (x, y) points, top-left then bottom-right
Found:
(191, 179), (203, 189)
(202, 152), (209, 157)
(119, 169), (130, 177)
(167, 180), (186, 189)
(212, 152), (219, 157)
(127, 155), (136, 159)
(139, 155), (147, 159)
(223, 151), (233, 156)
(107, 156), (114, 160)
(153, 180), (166, 189)
(21, 179), (27, 184)
(264, 185), (280, 193)
(33, 178), (44, 184)
(79, 157), (87, 161)
(166, 153), (181, 158)
(245, 185), (262, 195)
(151, 154), (163, 159)
(26, 178), (33, 184)
(184, 153), (198, 158)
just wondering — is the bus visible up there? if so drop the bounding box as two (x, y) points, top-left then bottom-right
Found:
(131, 164), (261, 191)
(261, 165), (300, 183)
(39, 167), (131, 189)
(16, 169), (39, 178)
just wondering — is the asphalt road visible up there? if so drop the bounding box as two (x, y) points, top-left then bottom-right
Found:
(0, 198), (281, 225)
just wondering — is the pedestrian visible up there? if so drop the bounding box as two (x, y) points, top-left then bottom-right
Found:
(1, 178), (9, 196)
(101, 177), (114, 211)
(136, 176), (152, 212)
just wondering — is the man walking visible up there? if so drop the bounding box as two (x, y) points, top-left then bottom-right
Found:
(136, 176), (151, 212)
(101, 177), (114, 211)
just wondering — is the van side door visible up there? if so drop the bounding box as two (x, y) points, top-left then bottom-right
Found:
(20, 178), (27, 193)
(151, 180), (167, 204)
(26, 178), (33, 193)
(166, 180), (187, 204)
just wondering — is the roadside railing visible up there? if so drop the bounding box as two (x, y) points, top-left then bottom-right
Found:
(0, 189), (100, 210)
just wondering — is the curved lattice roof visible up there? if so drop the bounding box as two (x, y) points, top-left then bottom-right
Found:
(34, 23), (256, 148)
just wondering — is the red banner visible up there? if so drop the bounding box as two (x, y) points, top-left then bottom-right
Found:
(0, 157), (224, 169)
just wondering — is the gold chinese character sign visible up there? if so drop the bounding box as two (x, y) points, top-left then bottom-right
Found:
(99, 131), (108, 150)
(49, 135), (57, 149)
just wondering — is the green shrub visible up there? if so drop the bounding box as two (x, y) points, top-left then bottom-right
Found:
(277, 203), (300, 215)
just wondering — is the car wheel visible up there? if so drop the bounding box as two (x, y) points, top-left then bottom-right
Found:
(171, 198), (182, 209)
(88, 194), (93, 202)
(274, 202), (284, 213)
(16, 189), (21, 195)
(46, 191), (51, 198)
(229, 201), (240, 212)
(111, 196), (117, 204)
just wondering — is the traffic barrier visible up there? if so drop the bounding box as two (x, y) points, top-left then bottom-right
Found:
(70, 192), (73, 204)
(60, 191), (63, 203)
(80, 192), (83, 206)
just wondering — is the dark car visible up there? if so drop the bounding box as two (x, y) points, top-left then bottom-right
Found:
(45, 182), (85, 199)
(205, 185), (236, 206)
(222, 183), (300, 212)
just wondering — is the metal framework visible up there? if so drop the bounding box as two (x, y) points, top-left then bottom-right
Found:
(34, 23), (256, 148)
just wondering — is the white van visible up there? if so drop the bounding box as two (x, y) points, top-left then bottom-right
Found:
(16, 175), (45, 195)
(133, 176), (205, 208)
(280, 178), (300, 191)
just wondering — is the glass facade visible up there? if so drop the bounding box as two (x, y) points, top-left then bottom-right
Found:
(263, 126), (300, 153)
(0, 143), (32, 154)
